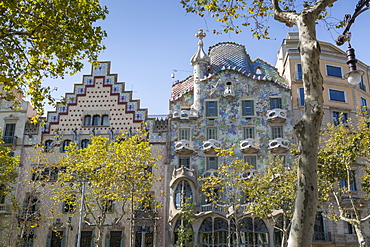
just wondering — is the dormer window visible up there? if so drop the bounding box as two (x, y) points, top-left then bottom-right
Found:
(256, 67), (264, 75)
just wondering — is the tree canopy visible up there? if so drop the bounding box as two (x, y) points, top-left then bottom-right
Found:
(49, 129), (159, 246)
(0, 0), (108, 115)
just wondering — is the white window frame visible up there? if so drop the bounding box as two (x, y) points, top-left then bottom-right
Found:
(328, 88), (347, 103)
(243, 127), (255, 139)
(206, 127), (218, 140)
(206, 156), (218, 170)
(244, 155), (257, 169)
(271, 126), (284, 139)
(325, 64), (343, 78)
(179, 128), (190, 140)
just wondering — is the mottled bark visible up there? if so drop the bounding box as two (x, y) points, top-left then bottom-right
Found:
(287, 13), (324, 247)
(354, 223), (368, 247)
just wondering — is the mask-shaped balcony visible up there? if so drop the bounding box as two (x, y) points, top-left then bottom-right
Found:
(266, 109), (287, 123)
(268, 138), (289, 153)
(174, 140), (194, 155)
(202, 139), (222, 154)
(172, 109), (199, 121)
(240, 138), (260, 154)
(240, 170), (255, 179)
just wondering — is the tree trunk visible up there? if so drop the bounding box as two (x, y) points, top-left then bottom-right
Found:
(354, 223), (368, 247)
(287, 13), (323, 247)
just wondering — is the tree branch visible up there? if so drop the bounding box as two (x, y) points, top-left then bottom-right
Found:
(272, 0), (298, 27)
(309, 0), (338, 17)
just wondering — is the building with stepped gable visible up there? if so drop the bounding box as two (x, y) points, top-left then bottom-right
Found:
(13, 62), (168, 247)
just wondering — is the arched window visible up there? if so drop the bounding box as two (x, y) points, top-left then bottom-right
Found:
(84, 115), (91, 126)
(92, 115), (101, 126)
(239, 217), (269, 246)
(101, 115), (109, 126)
(175, 180), (192, 209)
(174, 218), (193, 246)
(80, 139), (90, 149)
(44, 140), (54, 152)
(61, 140), (72, 152)
(199, 217), (228, 246)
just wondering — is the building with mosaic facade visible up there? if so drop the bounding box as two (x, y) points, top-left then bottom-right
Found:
(12, 62), (168, 247)
(166, 30), (295, 247)
(275, 32), (370, 246)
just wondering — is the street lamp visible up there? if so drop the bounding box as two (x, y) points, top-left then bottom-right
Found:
(71, 172), (87, 247)
(336, 0), (370, 84)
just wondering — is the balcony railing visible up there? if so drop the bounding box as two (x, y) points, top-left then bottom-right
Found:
(2, 136), (17, 145)
(0, 203), (10, 214)
(201, 203), (228, 213)
(312, 231), (331, 242)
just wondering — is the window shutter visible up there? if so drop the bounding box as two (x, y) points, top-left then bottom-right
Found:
(120, 235), (125, 247)
(105, 233), (110, 247)
(46, 233), (51, 247)
(61, 234), (66, 247)
(90, 234), (95, 247)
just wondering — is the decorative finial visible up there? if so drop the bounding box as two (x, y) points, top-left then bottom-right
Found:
(190, 29), (210, 66)
(195, 29), (206, 40)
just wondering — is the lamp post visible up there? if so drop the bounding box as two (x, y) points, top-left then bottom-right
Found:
(71, 173), (87, 247)
(336, 0), (369, 84)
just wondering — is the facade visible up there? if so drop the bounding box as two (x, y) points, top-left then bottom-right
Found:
(0, 87), (38, 246)
(14, 62), (168, 247)
(2, 31), (370, 247)
(275, 32), (370, 245)
(166, 30), (294, 247)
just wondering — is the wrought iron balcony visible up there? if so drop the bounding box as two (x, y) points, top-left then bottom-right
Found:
(312, 231), (331, 242)
(0, 203), (10, 214)
(2, 136), (17, 145)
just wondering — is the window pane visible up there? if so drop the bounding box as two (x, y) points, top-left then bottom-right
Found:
(92, 115), (101, 126)
(297, 64), (302, 79)
(359, 76), (366, 91)
(242, 100), (254, 116)
(299, 88), (305, 106)
(332, 112), (348, 126)
(270, 98), (282, 109)
(206, 157), (218, 170)
(84, 115), (91, 126)
(179, 128), (190, 140)
(326, 65), (342, 78)
(179, 157), (190, 168)
(272, 126), (283, 139)
(206, 127), (217, 140)
(110, 231), (122, 247)
(101, 115), (109, 126)
(244, 156), (256, 168)
(243, 127), (254, 139)
(205, 101), (218, 117)
(329, 89), (346, 102)
(361, 97), (367, 112)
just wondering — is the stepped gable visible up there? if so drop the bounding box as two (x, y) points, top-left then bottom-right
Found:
(42, 61), (148, 135)
(170, 76), (194, 102)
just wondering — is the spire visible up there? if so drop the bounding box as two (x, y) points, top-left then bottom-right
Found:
(190, 29), (210, 66)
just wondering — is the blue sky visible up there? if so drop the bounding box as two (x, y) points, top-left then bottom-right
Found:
(44, 0), (370, 115)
